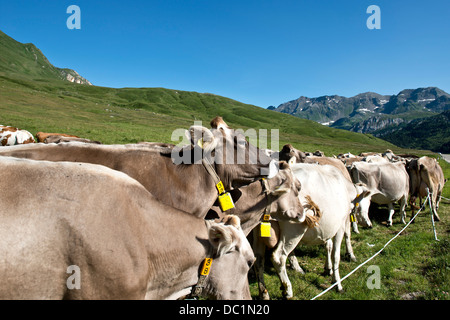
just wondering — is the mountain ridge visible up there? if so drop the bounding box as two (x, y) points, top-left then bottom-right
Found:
(0, 30), (92, 85)
(270, 87), (450, 152)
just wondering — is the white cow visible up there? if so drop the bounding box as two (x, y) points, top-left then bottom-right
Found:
(349, 161), (410, 226)
(253, 163), (371, 299)
(0, 125), (35, 146)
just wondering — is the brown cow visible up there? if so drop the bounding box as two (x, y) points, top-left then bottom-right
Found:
(406, 156), (446, 221)
(36, 132), (80, 143)
(208, 160), (304, 236)
(44, 135), (102, 144)
(0, 117), (274, 219)
(0, 156), (255, 299)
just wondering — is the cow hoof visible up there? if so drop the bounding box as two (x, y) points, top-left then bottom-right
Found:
(292, 266), (306, 274)
(282, 291), (294, 300)
(345, 253), (357, 262)
(260, 291), (270, 300)
(322, 268), (333, 276)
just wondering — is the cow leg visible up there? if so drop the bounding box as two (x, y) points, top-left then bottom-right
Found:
(344, 219), (357, 262)
(252, 228), (270, 300)
(271, 222), (307, 299)
(332, 228), (345, 292)
(387, 203), (395, 226)
(430, 194), (441, 222)
(288, 253), (305, 274)
(351, 221), (360, 234)
(324, 239), (333, 275)
(399, 196), (407, 224)
(409, 195), (417, 222)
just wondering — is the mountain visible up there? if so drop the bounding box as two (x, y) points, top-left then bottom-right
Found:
(274, 92), (391, 125)
(271, 87), (450, 151)
(0, 30), (91, 85)
(380, 110), (450, 153)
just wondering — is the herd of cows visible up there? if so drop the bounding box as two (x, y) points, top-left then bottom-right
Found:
(0, 117), (446, 300)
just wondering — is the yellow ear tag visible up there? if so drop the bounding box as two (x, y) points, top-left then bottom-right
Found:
(218, 192), (235, 211)
(263, 213), (271, 221)
(350, 213), (356, 223)
(216, 181), (225, 194)
(200, 258), (213, 276)
(197, 138), (204, 149)
(355, 202), (360, 207)
(260, 222), (271, 238)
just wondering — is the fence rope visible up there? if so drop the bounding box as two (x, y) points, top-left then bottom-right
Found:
(311, 191), (435, 300)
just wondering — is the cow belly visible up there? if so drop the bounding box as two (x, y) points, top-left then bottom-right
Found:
(371, 192), (401, 204)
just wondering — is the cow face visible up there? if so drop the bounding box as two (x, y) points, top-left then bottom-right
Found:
(352, 185), (372, 228)
(265, 161), (304, 222)
(406, 159), (421, 196)
(186, 117), (275, 189)
(204, 215), (255, 300)
(279, 144), (306, 163)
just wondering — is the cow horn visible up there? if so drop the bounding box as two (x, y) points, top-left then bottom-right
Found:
(186, 125), (217, 152)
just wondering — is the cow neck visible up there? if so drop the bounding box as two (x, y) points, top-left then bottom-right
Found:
(261, 178), (275, 220)
(185, 220), (216, 300)
(201, 156), (221, 186)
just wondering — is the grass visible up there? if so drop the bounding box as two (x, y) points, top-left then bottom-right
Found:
(248, 158), (450, 300)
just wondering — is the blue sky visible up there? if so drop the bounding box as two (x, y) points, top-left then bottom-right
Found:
(1, 0), (449, 107)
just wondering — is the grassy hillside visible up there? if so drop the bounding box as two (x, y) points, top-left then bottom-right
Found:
(1, 71), (435, 157)
(380, 110), (450, 153)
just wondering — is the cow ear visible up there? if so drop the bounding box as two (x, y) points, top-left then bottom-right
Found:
(208, 225), (235, 257)
(270, 187), (289, 196)
(268, 160), (280, 178)
(187, 125), (217, 152)
(288, 156), (296, 166)
(353, 184), (371, 203)
(222, 215), (241, 229)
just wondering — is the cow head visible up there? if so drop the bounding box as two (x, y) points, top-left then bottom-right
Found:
(351, 184), (372, 228)
(185, 117), (276, 189)
(405, 159), (421, 196)
(279, 144), (306, 163)
(263, 159), (304, 222)
(203, 215), (255, 300)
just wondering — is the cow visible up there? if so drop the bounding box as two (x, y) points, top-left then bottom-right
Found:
(278, 143), (359, 233)
(36, 132), (80, 143)
(253, 163), (372, 299)
(348, 161), (410, 226)
(406, 156), (446, 222)
(0, 117), (275, 219)
(363, 155), (389, 163)
(0, 156), (255, 299)
(278, 144), (352, 182)
(44, 135), (102, 144)
(208, 160), (304, 236)
(0, 126), (35, 146)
